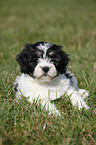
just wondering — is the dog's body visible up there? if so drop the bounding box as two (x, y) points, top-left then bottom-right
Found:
(14, 41), (89, 116)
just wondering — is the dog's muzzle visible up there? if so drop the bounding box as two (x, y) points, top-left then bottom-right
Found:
(33, 59), (57, 82)
(37, 66), (53, 81)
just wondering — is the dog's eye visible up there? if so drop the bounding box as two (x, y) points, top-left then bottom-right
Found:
(50, 54), (61, 62)
(48, 51), (56, 58)
(35, 51), (43, 57)
(51, 58), (60, 62)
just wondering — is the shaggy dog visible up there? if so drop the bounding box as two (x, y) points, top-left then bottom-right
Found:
(14, 41), (89, 116)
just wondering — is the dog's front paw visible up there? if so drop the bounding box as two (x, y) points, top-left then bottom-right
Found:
(77, 101), (90, 110)
(48, 109), (61, 116)
(78, 89), (89, 99)
(54, 110), (61, 116)
(71, 96), (90, 110)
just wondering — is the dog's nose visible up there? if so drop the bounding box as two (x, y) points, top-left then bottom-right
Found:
(42, 67), (49, 73)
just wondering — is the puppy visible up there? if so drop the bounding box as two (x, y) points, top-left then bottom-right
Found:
(14, 41), (89, 116)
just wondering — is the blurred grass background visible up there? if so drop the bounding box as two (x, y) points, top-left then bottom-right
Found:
(0, 0), (96, 144)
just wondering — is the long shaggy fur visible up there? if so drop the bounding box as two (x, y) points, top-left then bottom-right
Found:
(14, 41), (89, 116)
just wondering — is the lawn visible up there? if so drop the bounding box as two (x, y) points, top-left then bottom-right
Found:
(0, 0), (96, 144)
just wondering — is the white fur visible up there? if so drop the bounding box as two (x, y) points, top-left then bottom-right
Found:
(33, 58), (57, 82)
(14, 72), (89, 116)
(37, 43), (52, 58)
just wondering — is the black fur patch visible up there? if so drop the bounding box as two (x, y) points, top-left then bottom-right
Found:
(16, 44), (39, 76)
(46, 45), (69, 74)
(16, 41), (70, 76)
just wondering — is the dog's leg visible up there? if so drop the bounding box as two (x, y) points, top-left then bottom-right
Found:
(66, 71), (89, 99)
(78, 89), (89, 99)
(27, 96), (61, 116)
(41, 100), (61, 116)
(67, 88), (89, 110)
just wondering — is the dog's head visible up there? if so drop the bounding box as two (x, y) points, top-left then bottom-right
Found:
(16, 41), (69, 82)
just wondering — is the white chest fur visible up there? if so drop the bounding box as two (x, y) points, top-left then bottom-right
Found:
(15, 73), (71, 101)
(14, 73), (89, 116)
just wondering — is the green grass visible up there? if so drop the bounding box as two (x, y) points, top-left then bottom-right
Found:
(0, 0), (96, 144)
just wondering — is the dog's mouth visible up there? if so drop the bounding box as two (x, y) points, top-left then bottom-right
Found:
(35, 73), (57, 82)
(37, 74), (53, 80)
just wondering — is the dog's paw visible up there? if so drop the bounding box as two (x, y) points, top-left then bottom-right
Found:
(78, 89), (89, 99)
(48, 109), (61, 116)
(78, 101), (90, 110)
(54, 110), (61, 116)
(71, 96), (90, 110)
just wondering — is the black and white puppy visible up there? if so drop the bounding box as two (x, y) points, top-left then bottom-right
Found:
(14, 41), (89, 116)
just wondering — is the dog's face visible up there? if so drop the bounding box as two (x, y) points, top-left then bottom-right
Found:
(16, 42), (69, 82)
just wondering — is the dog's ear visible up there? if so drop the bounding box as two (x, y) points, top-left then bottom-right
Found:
(60, 50), (70, 73)
(54, 44), (70, 69)
(53, 45), (70, 74)
(16, 44), (35, 73)
(49, 43), (70, 74)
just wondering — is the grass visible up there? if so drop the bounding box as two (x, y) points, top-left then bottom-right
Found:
(0, 0), (96, 144)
